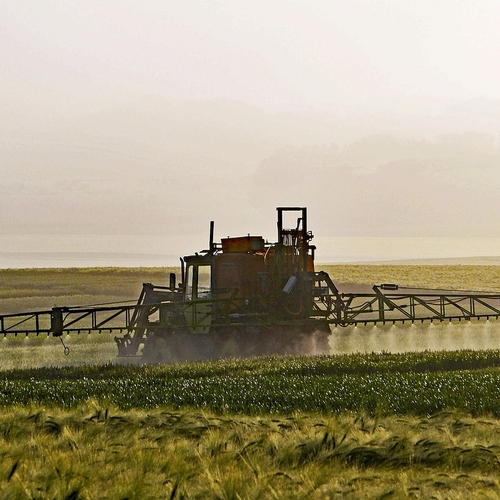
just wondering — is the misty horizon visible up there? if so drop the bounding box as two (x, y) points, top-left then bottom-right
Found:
(2, 1), (500, 266)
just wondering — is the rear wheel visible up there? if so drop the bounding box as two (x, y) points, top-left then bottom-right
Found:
(141, 328), (217, 363)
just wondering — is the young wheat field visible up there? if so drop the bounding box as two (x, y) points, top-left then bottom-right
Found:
(2, 264), (500, 499)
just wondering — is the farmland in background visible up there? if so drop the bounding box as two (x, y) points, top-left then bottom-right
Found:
(0, 267), (174, 314)
(3, 264), (499, 314)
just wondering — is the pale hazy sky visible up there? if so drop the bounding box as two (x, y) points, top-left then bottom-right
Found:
(2, 1), (500, 264)
(3, 1), (500, 112)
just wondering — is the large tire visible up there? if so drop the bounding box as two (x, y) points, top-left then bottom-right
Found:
(142, 332), (173, 363)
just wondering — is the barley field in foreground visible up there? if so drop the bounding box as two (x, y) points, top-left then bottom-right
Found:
(4, 352), (500, 499)
(2, 265), (500, 498)
(3, 358), (500, 500)
(2, 405), (500, 499)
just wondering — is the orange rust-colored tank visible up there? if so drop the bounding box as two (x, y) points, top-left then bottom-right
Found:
(221, 236), (265, 254)
(214, 252), (266, 301)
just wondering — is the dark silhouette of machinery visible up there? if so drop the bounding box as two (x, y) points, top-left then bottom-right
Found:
(3, 207), (500, 362)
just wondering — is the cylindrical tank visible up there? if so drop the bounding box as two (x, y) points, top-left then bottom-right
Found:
(214, 253), (267, 314)
(221, 236), (265, 254)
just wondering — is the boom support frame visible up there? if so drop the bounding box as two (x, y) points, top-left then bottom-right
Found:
(2, 279), (500, 344)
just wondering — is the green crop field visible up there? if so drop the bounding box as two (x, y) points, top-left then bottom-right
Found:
(2, 265), (500, 498)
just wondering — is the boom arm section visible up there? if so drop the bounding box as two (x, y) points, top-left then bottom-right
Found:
(312, 280), (500, 326)
(2, 275), (500, 356)
(0, 304), (136, 338)
(0, 283), (183, 358)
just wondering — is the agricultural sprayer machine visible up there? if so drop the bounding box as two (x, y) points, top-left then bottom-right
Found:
(2, 207), (500, 362)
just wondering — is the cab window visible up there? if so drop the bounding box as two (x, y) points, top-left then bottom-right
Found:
(185, 264), (211, 300)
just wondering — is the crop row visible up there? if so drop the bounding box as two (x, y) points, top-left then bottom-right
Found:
(2, 351), (500, 415)
(4, 348), (500, 381)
